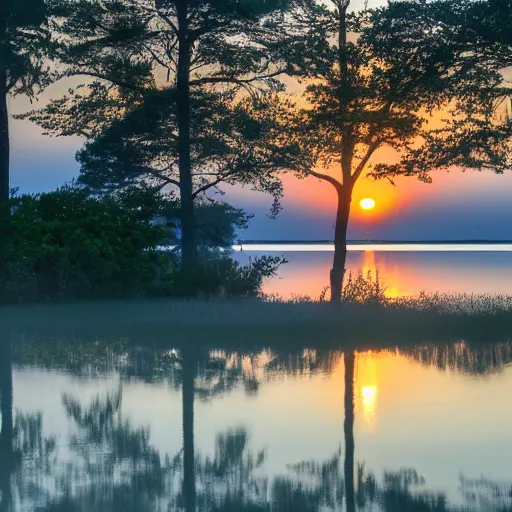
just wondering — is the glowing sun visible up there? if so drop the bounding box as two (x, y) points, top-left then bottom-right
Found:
(360, 198), (376, 210)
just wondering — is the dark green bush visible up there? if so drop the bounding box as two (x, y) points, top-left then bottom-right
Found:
(0, 186), (167, 302)
(159, 254), (286, 299)
(0, 186), (282, 303)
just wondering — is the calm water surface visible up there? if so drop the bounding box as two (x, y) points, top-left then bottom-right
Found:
(1, 316), (512, 511)
(233, 244), (512, 299)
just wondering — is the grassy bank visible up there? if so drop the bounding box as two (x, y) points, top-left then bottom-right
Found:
(2, 292), (512, 348)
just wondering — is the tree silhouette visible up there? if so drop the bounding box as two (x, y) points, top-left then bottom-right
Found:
(0, 338), (13, 512)
(22, 0), (297, 269)
(282, 0), (511, 301)
(0, 0), (51, 223)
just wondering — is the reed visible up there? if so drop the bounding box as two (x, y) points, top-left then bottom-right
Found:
(2, 286), (512, 349)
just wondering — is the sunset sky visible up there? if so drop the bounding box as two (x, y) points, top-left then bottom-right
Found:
(8, 0), (512, 241)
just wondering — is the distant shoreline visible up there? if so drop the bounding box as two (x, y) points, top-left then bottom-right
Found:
(238, 240), (512, 245)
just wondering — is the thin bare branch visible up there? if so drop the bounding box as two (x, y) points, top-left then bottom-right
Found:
(190, 69), (285, 88)
(310, 170), (343, 191)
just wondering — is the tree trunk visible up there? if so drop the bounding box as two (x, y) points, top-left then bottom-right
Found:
(330, 186), (352, 302)
(0, 340), (13, 512)
(330, 1), (355, 304)
(176, 0), (196, 271)
(181, 346), (196, 512)
(344, 351), (355, 512)
(0, 65), (9, 229)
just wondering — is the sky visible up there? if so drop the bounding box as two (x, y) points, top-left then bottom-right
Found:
(7, 0), (512, 242)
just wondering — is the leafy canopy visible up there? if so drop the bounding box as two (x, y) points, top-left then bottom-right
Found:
(358, 0), (512, 179)
(0, 185), (166, 302)
(0, 0), (52, 96)
(281, 0), (512, 190)
(20, 0), (301, 214)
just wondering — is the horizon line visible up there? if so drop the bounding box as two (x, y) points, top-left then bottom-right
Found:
(238, 239), (512, 244)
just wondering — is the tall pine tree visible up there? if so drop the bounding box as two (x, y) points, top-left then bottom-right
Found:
(23, 0), (297, 270)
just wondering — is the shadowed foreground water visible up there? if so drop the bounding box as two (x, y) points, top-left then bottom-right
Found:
(1, 314), (512, 512)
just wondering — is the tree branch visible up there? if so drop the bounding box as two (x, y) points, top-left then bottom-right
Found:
(66, 70), (142, 91)
(309, 170), (343, 191)
(144, 44), (172, 71)
(144, 167), (181, 188)
(156, 11), (180, 39)
(191, 176), (224, 198)
(189, 69), (285, 88)
(190, 166), (245, 198)
(351, 140), (380, 182)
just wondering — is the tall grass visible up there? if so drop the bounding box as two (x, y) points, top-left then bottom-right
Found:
(2, 270), (512, 349)
(279, 270), (512, 316)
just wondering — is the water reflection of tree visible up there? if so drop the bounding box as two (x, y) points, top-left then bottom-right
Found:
(197, 427), (267, 510)
(380, 468), (448, 512)
(202, 348), (511, 512)
(11, 412), (57, 511)
(399, 341), (512, 376)
(268, 350), (376, 512)
(1, 336), (57, 512)
(182, 345), (197, 512)
(344, 352), (356, 512)
(9, 338), (512, 511)
(13, 338), (131, 379)
(0, 339), (14, 512)
(45, 388), (169, 512)
(459, 475), (512, 512)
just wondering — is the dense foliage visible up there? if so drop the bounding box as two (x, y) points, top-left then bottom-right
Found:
(359, 0), (512, 178)
(0, 187), (277, 303)
(0, 186), (166, 302)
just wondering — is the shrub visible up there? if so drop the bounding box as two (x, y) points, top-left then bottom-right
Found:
(342, 270), (387, 305)
(0, 186), (283, 303)
(0, 186), (167, 303)
(159, 254), (286, 299)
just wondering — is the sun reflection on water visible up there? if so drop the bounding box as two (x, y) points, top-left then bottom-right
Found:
(362, 385), (377, 412)
(356, 351), (379, 430)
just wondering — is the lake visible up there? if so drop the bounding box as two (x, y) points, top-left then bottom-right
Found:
(232, 243), (512, 299)
(1, 245), (512, 511)
(1, 302), (512, 512)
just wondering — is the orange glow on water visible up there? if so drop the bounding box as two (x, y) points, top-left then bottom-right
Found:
(258, 248), (512, 301)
